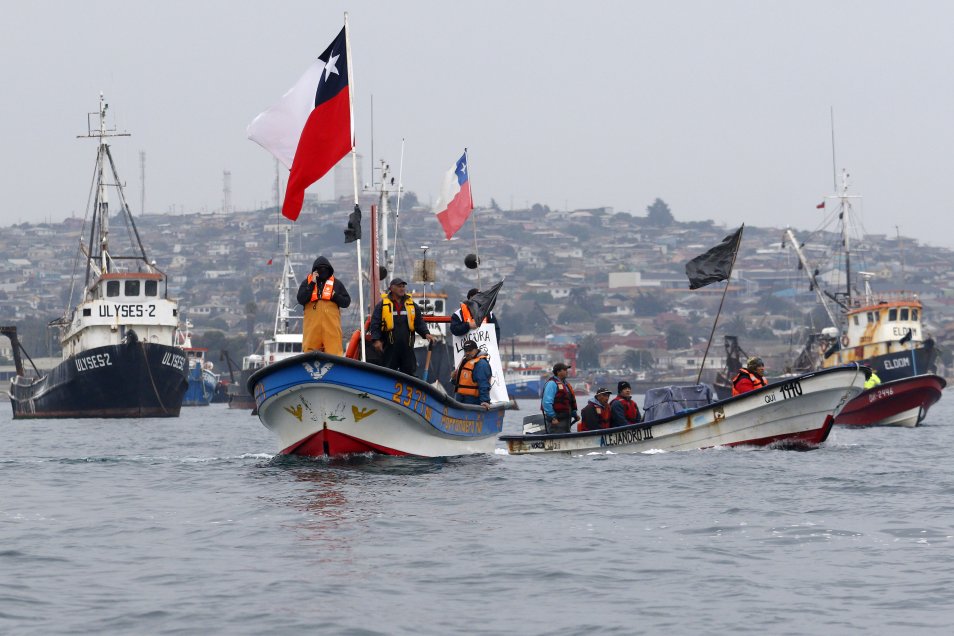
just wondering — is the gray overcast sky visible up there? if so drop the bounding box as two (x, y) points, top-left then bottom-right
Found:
(3, 1), (952, 247)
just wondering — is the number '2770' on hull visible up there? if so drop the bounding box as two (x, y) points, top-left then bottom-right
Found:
(248, 352), (507, 458)
(501, 365), (868, 456)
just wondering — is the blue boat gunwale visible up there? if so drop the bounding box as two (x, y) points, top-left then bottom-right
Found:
(499, 364), (869, 442)
(247, 349), (511, 414)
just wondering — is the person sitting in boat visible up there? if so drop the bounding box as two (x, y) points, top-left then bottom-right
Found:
(732, 356), (767, 396)
(451, 340), (492, 409)
(450, 288), (501, 342)
(296, 256), (351, 356)
(580, 387), (613, 432)
(541, 362), (578, 434)
(864, 370), (882, 390)
(370, 278), (434, 375)
(610, 381), (641, 427)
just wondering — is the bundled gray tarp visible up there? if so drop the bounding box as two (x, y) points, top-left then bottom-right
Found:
(642, 384), (716, 423)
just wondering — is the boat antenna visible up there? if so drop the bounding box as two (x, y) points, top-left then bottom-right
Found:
(830, 106), (838, 192)
(390, 138), (406, 275)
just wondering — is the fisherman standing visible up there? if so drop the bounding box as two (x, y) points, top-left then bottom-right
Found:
(541, 362), (578, 433)
(370, 278), (433, 375)
(296, 256), (351, 355)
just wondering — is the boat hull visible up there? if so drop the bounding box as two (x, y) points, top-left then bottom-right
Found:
(182, 364), (217, 406)
(852, 345), (937, 383)
(834, 374), (946, 428)
(500, 366), (867, 456)
(8, 342), (188, 418)
(249, 352), (506, 457)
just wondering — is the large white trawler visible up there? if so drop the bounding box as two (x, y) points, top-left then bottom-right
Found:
(3, 95), (188, 418)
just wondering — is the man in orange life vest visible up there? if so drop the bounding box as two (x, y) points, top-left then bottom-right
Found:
(370, 278), (434, 375)
(610, 381), (641, 427)
(451, 340), (492, 409)
(732, 356), (767, 395)
(541, 362), (578, 433)
(580, 386), (613, 432)
(296, 256), (351, 356)
(450, 288), (501, 342)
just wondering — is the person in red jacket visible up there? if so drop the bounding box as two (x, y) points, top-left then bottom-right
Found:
(580, 387), (613, 431)
(732, 356), (767, 396)
(610, 381), (641, 427)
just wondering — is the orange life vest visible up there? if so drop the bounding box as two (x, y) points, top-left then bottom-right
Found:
(453, 354), (489, 397)
(308, 273), (335, 303)
(460, 302), (487, 325)
(731, 368), (767, 396)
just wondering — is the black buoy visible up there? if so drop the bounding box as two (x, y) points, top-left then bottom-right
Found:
(379, 266), (388, 281)
(464, 254), (480, 269)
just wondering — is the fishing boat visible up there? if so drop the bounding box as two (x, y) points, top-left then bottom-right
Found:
(2, 95), (187, 418)
(504, 362), (546, 399)
(785, 170), (942, 426)
(177, 322), (219, 407)
(226, 227), (303, 412)
(248, 350), (507, 456)
(833, 374), (946, 428)
(501, 365), (867, 456)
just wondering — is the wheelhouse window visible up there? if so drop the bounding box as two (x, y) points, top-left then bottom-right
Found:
(145, 280), (158, 296)
(106, 281), (120, 297)
(866, 312), (874, 323)
(888, 308), (897, 321)
(292, 343), (302, 352)
(900, 308), (909, 321)
(125, 280), (140, 297)
(912, 309), (919, 321)
(853, 316), (859, 326)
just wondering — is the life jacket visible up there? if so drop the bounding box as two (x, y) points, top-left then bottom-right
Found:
(453, 354), (489, 397)
(580, 400), (612, 431)
(864, 371), (882, 390)
(731, 368), (767, 396)
(380, 292), (416, 333)
(460, 302), (487, 325)
(611, 396), (640, 424)
(546, 376), (577, 416)
(307, 272), (335, 303)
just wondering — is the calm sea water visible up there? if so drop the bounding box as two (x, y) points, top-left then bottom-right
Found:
(3, 395), (954, 635)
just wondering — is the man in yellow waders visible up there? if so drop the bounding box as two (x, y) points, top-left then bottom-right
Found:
(296, 256), (351, 355)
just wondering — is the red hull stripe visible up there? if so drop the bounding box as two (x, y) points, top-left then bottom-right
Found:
(282, 427), (410, 457)
(725, 415), (834, 448)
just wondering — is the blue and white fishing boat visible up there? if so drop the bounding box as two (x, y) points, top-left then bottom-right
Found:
(248, 351), (506, 456)
(178, 323), (219, 407)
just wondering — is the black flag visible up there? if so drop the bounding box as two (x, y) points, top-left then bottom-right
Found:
(685, 226), (744, 290)
(463, 279), (504, 326)
(344, 204), (362, 243)
(899, 328), (913, 345)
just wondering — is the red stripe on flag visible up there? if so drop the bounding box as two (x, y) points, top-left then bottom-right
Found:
(436, 181), (473, 239)
(282, 86), (352, 221)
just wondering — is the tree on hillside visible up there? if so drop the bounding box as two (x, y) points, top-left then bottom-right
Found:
(594, 317), (613, 334)
(666, 323), (691, 349)
(557, 305), (591, 324)
(622, 349), (655, 370)
(576, 334), (602, 369)
(633, 293), (672, 317)
(646, 198), (675, 226)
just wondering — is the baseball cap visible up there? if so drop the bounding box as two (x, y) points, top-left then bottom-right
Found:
(462, 340), (478, 351)
(389, 277), (407, 286)
(552, 362), (571, 373)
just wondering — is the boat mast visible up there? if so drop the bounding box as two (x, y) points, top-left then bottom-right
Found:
(839, 169), (853, 307)
(274, 226), (297, 336)
(783, 228), (840, 329)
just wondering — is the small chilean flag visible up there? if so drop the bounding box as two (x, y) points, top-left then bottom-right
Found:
(434, 151), (474, 239)
(816, 201), (825, 209)
(247, 26), (353, 221)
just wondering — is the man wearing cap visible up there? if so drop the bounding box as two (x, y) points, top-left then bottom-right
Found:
(610, 381), (641, 427)
(451, 340), (492, 408)
(580, 387), (613, 432)
(296, 255), (351, 355)
(450, 288), (501, 342)
(540, 362), (578, 433)
(370, 278), (434, 375)
(732, 356), (767, 396)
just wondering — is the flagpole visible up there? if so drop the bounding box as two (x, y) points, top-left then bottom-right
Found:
(695, 225), (744, 384)
(344, 13), (366, 361)
(465, 148), (481, 288)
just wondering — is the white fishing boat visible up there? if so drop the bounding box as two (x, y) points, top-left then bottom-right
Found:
(500, 365), (867, 456)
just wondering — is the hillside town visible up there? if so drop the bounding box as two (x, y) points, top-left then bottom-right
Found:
(2, 161), (954, 387)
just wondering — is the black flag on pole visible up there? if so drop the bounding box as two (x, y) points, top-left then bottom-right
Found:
(685, 226), (744, 290)
(464, 279), (504, 326)
(344, 204), (362, 243)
